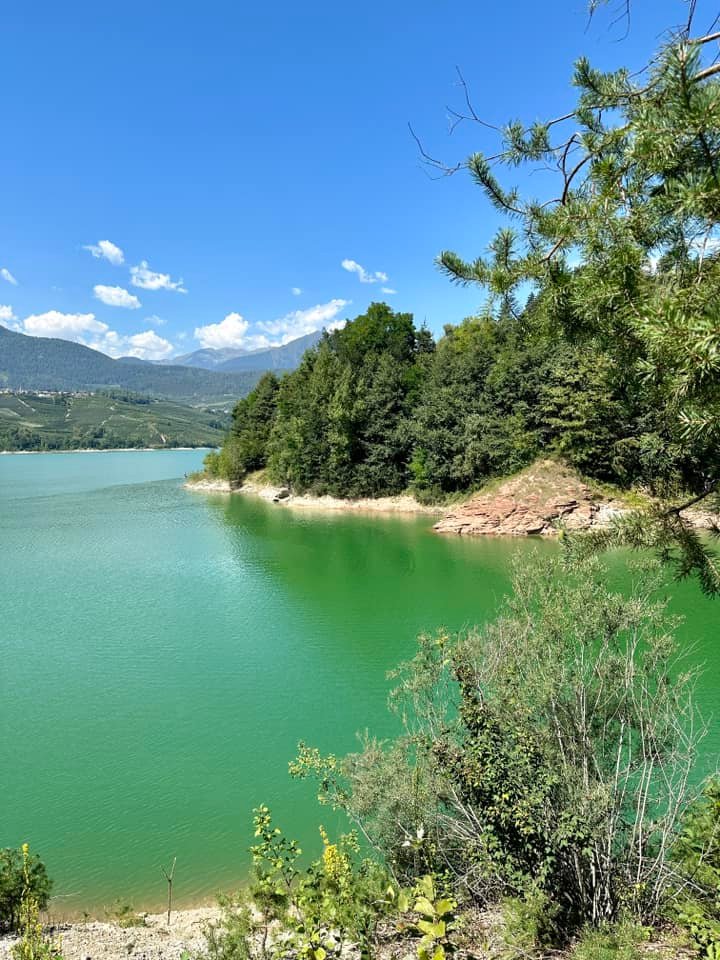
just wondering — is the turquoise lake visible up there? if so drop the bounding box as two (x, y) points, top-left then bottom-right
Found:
(1, 450), (717, 914)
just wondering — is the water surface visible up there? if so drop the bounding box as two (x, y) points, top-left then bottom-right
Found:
(1, 451), (717, 913)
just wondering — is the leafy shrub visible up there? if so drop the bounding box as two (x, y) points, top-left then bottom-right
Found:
(499, 887), (559, 957)
(674, 778), (720, 897)
(396, 875), (459, 960)
(0, 847), (52, 933)
(202, 807), (395, 960)
(10, 845), (59, 960)
(673, 900), (720, 959)
(293, 556), (701, 940)
(671, 779), (720, 957)
(105, 901), (146, 928)
(203, 451), (221, 478)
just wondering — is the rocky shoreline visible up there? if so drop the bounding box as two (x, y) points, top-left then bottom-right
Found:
(434, 460), (627, 537)
(185, 476), (444, 515)
(186, 460), (718, 537)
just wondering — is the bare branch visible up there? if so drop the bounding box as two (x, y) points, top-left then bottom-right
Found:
(407, 123), (464, 179)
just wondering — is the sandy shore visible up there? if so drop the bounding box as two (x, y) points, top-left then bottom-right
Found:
(185, 476), (444, 515)
(0, 906), (222, 960)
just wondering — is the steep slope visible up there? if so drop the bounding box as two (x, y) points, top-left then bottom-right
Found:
(0, 326), (259, 402)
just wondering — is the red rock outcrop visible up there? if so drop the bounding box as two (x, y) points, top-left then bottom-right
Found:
(434, 460), (625, 537)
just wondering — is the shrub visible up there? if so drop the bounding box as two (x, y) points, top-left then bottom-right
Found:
(674, 778), (720, 897)
(293, 556), (701, 939)
(398, 874), (459, 960)
(499, 887), (560, 956)
(671, 779), (720, 957)
(0, 847), (52, 933)
(10, 844), (59, 960)
(105, 901), (146, 928)
(201, 807), (395, 960)
(568, 920), (650, 960)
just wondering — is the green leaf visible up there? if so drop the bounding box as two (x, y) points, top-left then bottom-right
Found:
(435, 899), (455, 918)
(414, 896), (436, 918)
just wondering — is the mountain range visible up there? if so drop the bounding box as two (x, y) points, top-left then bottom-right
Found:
(0, 326), (321, 404)
(169, 330), (323, 371)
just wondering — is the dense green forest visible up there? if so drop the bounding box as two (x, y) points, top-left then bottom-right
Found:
(206, 298), (712, 502)
(0, 391), (229, 451)
(208, 14), (720, 590)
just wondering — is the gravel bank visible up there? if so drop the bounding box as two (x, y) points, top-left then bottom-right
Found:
(0, 907), (221, 960)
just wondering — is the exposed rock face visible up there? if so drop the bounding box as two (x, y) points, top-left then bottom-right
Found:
(434, 460), (627, 537)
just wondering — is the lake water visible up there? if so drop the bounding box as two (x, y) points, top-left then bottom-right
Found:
(1, 451), (717, 914)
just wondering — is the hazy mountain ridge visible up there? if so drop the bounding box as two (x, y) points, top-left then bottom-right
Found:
(0, 325), (261, 403)
(173, 330), (323, 372)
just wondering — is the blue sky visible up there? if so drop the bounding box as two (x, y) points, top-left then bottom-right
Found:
(0, 0), (714, 360)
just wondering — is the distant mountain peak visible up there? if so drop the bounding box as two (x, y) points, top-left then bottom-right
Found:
(171, 330), (323, 372)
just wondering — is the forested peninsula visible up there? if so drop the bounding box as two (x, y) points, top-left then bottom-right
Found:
(199, 298), (712, 513)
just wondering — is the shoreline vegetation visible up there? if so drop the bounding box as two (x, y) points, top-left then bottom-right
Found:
(7, 552), (717, 960)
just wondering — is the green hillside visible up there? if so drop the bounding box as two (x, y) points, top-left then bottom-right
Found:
(0, 391), (230, 451)
(0, 325), (260, 402)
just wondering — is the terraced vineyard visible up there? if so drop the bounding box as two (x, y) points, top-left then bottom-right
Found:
(0, 391), (230, 451)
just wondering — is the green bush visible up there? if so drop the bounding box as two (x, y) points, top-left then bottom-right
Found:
(0, 847), (52, 932)
(293, 556), (700, 940)
(568, 920), (650, 960)
(201, 807), (395, 960)
(673, 899), (720, 959)
(9, 844), (59, 960)
(500, 887), (560, 956)
(674, 778), (720, 897)
(671, 779), (720, 958)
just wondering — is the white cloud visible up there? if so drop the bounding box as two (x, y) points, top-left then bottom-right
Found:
(84, 239), (124, 265)
(94, 284), (141, 309)
(0, 305), (16, 323)
(194, 312), (250, 350)
(130, 260), (187, 293)
(123, 330), (174, 361)
(23, 310), (109, 340)
(13, 309), (173, 360)
(291, 287), (302, 296)
(146, 313), (167, 326)
(257, 298), (349, 343)
(1, 267), (18, 286)
(381, 287), (397, 295)
(341, 259), (388, 284)
(194, 299), (350, 351)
